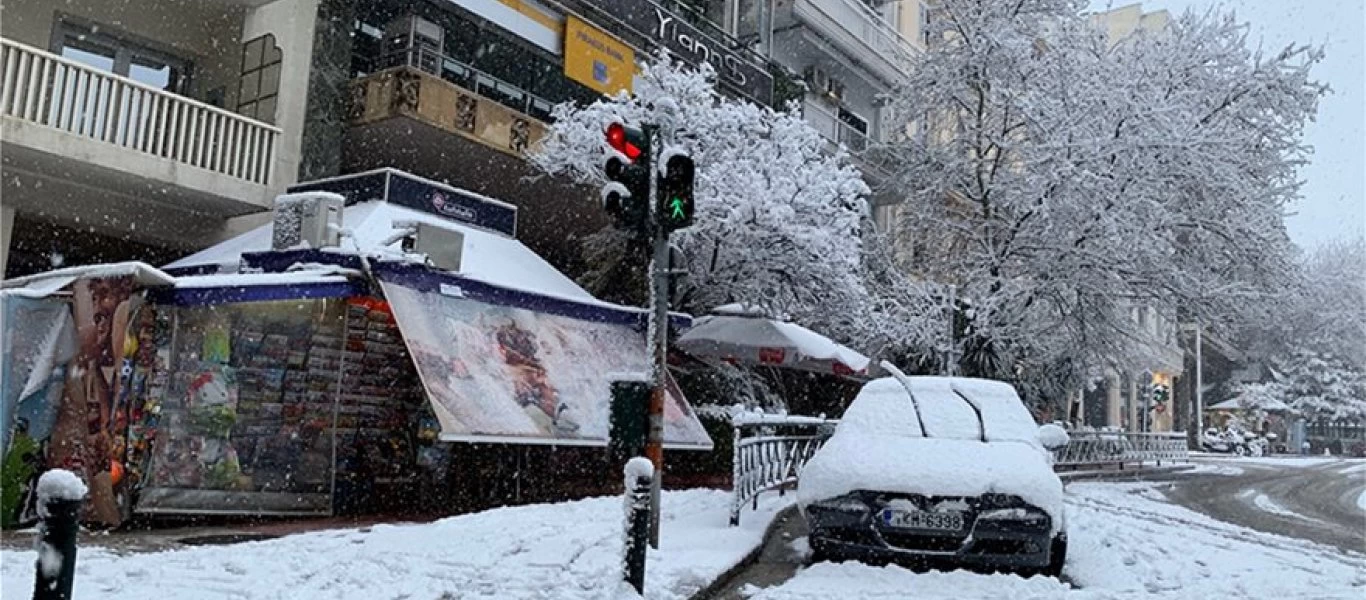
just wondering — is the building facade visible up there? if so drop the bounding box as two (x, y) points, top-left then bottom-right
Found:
(4, 0), (927, 282)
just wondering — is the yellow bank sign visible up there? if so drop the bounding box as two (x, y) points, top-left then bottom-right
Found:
(564, 16), (634, 96)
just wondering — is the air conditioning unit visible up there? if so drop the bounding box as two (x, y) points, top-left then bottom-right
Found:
(404, 222), (465, 272)
(271, 192), (344, 251)
(827, 78), (845, 102)
(802, 65), (844, 103)
(803, 66), (830, 97)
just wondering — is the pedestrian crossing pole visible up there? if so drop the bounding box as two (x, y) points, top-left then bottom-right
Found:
(645, 124), (667, 549)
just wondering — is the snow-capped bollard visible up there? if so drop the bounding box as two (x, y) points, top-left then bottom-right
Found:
(33, 469), (87, 600)
(622, 457), (654, 595)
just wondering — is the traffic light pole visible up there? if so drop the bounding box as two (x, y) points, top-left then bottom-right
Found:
(644, 125), (668, 549)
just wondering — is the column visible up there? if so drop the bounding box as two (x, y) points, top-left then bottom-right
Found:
(1128, 376), (1139, 432)
(1106, 372), (1122, 428)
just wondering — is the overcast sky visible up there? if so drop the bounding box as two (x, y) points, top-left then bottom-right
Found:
(1088, 0), (1366, 249)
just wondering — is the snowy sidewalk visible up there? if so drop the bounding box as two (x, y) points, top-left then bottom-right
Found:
(1, 489), (789, 600)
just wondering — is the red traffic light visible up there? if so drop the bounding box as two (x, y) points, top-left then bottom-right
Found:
(606, 122), (642, 162)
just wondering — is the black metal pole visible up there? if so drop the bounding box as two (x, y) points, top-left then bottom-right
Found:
(623, 459), (653, 595)
(33, 473), (84, 600)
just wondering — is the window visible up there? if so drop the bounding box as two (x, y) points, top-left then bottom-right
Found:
(238, 34), (283, 124)
(53, 20), (191, 93)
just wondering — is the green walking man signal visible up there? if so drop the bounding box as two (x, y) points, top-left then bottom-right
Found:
(657, 154), (695, 232)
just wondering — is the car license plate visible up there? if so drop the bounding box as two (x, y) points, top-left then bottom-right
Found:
(881, 509), (964, 531)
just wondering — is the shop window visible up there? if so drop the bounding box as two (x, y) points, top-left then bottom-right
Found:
(238, 34), (283, 124)
(53, 20), (192, 94)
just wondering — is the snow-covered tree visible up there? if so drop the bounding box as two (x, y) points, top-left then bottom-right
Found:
(880, 0), (1323, 400)
(1272, 349), (1366, 420)
(530, 55), (880, 342)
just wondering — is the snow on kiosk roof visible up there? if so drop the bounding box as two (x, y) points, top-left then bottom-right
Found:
(166, 199), (593, 304)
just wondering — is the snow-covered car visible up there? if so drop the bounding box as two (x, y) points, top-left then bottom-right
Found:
(797, 374), (1069, 575)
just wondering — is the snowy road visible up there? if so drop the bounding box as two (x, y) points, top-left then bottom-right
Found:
(1162, 457), (1365, 553)
(738, 477), (1365, 599)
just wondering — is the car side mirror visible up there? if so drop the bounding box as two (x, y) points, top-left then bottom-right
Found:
(1038, 423), (1070, 451)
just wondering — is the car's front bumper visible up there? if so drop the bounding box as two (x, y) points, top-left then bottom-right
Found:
(805, 506), (1055, 570)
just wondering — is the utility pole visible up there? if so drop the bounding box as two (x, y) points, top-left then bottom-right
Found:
(601, 120), (694, 550)
(1195, 322), (1204, 436)
(645, 124), (667, 549)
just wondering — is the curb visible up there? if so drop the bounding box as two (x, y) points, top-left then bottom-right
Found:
(1059, 463), (1195, 482)
(689, 504), (799, 600)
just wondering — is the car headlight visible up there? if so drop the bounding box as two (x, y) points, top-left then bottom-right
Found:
(810, 494), (872, 517)
(978, 493), (1024, 508)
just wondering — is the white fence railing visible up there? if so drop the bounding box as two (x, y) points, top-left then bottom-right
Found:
(1052, 431), (1189, 469)
(802, 98), (871, 153)
(1, 38), (280, 186)
(730, 417), (839, 525)
(729, 421), (1190, 525)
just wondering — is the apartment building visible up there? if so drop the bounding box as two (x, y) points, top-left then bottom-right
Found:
(2, 0), (928, 281)
(1, 0), (321, 277)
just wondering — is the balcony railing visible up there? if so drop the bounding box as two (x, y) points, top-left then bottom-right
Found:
(1, 38), (280, 186)
(369, 47), (557, 123)
(792, 0), (918, 82)
(803, 98), (870, 153)
(348, 63), (550, 159)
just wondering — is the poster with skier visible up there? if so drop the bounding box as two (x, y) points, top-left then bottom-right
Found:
(379, 280), (712, 449)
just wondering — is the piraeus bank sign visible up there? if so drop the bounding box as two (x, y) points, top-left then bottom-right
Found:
(594, 0), (773, 105)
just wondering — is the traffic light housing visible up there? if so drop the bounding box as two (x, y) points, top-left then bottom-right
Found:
(657, 154), (695, 232)
(601, 122), (652, 233)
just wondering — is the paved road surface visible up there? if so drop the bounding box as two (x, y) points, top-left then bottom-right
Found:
(1160, 458), (1365, 553)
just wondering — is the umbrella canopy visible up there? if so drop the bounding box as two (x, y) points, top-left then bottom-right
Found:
(676, 305), (869, 378)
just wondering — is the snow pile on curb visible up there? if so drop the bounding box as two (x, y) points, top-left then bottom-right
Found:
(1, 489), (788, 600)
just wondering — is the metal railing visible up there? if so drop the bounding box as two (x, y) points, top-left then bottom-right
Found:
(729, 419), (1190, 525)
(371, 47), (558, 123)
(1051, 431), (1189, 469)
(1, 38), (280, 186)
(730, 416), (839, 525)
(793, 0), (919, 73)
(802, 98), (871, 153)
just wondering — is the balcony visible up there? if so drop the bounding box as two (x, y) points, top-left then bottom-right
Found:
(348, 48), (551, 160)
(342, 49), (603, 275)
(784, 0), (919, 85)
(1, 38), (282, 244)
(803, 97), (870, 153)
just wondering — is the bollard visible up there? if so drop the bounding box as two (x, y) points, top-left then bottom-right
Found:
(622, 457), (654, 595)
(32, 469), (87, 600)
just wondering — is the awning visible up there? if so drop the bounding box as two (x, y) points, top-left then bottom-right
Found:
(374, 261), (713, 450)
(2, 261), (175, 298)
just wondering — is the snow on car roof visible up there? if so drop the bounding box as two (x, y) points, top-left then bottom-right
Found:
(846, 376), (1041, 446)
(796, 375), (1064, 530)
